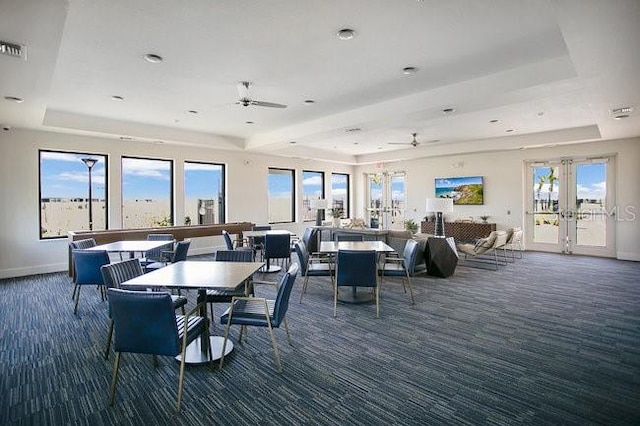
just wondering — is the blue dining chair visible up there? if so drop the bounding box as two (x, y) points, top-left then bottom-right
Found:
(69, 238), (98, 300)
(140, 233), (174, 266)
(72, 249), (110, 315)
(251, 225), (272, 260)
(335, 234), (364, 242)
(100, 258), (188, 360)
(219, 263), (299, 373)
(295, 241), (333, 303)
(144, 240), (191, 272)
(379, 238), (418, 304)
(107, 288), (210, 412)
(335, 250), (379, 318)
(263, 233), (291, 272)
(203, 249), (256, 325)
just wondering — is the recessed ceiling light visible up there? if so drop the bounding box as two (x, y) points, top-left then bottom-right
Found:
(402, 66), (418, 75)
(245, 121), (254, 124)
(345, 127), (362, 133)
(354, 142), (359, 145)
(612, 106), (633, 114)
(144, 53), (163, 63)
(111, 95), (124, 101)
(4, 96), (24, 103)
(489, 119), (499, 123)
(537, 112), (545, 116)
(336, 28), (356, 40)
(442, 107), (456, 114)
(506, 129), (515, 133)
(289, 141), (297, 144)
(188, 110), (198, 114)
(614, 114), (630, 120)
(303, 99), (315, 104)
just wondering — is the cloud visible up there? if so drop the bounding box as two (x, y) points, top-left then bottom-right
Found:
(577, 181), (606, 199)
(303, 175), (323, 186)
(57, 171), (106, 185)
(122, 158), (170, 180)
(184, 162), (222, 172)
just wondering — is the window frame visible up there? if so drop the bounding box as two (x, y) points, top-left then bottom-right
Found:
(38, 149), (109, 240)
(331, 172), (350, 218)
(121, 156), (174, 229)
(302, 170), (326, 222)
(183, 160), (226, 225)
(267, 167), (296, 224)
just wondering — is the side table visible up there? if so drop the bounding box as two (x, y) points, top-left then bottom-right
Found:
(426, 237), (458, 278)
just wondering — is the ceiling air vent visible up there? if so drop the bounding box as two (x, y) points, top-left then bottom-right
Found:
(0, 41), (26, 59)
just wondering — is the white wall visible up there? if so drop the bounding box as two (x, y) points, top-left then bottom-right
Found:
(355, 137), (640, 261)
(0, 129), (638, 278)
(0, 129), (353, 278)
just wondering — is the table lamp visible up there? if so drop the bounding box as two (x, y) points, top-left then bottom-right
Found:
(310, 198), (328, 226)
(426, 198), (454, 237)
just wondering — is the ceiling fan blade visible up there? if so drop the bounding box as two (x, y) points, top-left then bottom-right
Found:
(251, 100), (288, 108)
(237, 81), (251, 98)
(388, 142), (411, 145)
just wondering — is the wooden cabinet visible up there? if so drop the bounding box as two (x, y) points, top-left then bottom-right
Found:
(420, 221), (496, 242)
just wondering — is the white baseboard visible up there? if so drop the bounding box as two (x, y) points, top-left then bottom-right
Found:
(0, 262), (68, 279)
(617, 252), (640, 262)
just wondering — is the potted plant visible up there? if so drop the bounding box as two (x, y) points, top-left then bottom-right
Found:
(404, 219), (419, 234)
(330, 207), (343, 227)
(479, 215), (490, 223)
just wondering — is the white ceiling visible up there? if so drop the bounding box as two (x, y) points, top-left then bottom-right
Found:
(1, 0), (639, 164)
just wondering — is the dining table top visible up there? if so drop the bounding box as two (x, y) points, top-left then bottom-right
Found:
(319, 240), (395, 253)
(121, 260), (264, 290)
(86, 240), (172, 253)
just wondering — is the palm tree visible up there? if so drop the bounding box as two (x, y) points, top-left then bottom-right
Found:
(547, 168), (558, 211)
(536, 174), (546, 210)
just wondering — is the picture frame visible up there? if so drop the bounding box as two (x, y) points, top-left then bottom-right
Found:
(435, 176), (484, 205)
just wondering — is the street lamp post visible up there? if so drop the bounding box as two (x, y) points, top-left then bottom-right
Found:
(81, 158), (98, 230)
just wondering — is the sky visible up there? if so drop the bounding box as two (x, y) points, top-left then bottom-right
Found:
(435, 176), (483, 189)
(40, 152), (106, 198)
(533, 163), (606, 200)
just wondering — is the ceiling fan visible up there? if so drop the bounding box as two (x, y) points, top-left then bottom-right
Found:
(236, 81), (287, 109)
(389, 132), (421, 147)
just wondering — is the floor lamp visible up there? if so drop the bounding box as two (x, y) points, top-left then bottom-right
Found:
(426, 198), (454, 237)
(310, 199), (327, 226)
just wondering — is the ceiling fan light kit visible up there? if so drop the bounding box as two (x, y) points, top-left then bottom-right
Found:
(236, 81), (287, 108)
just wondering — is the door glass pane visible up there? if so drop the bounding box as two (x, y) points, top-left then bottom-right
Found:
(368, 174), (383, 228)
(575, 162), (606, 247)
(389, 174), (406, 230)
(533, 165), (559, 244)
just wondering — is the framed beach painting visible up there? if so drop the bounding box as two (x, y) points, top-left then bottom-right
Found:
(435, 176), (484, 205)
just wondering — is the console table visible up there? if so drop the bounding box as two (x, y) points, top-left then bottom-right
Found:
(420, 221), (496, 242)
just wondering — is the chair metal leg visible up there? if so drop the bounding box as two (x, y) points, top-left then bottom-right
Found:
(263, 300), (282, 372)
(333, 283), (338, 318)
(104, 319), (114, 360)
(73, 286), (81, 315)
(283, 318), (292, 345)
(219, 303), (235, 370)
(72, 284), (78, 301)
(109, 352), (121, 405)
(405, 272), (415, 305)
(299, 275), (310, 303)
(375, 285), (379, 318)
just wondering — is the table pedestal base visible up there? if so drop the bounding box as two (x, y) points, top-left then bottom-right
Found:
(175, 336), (233, 365)
(337, 287), (374, 304)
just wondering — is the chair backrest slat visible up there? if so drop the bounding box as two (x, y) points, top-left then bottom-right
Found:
(146, 234), (174, 261)
(70, 238), (97, 250)
(215, 249), (253, 263)
(402, 239), (420, 275)
(335, 234), (364, 242)
(101, 259), (144, 289)
(172, 240), (191, 262)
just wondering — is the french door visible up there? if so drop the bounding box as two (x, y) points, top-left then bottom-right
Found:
(366, 172), (406, 230)
(525, 156), (615, 257)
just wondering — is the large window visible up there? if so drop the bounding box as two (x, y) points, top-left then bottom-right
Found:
(268, 168), (295, 223)
(331, 173), (349, 218)
(184, 161), (225, 225)
(122, 157), (173, 229)
(302, 170), (325, 222)
(39, 150), (108, 239)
